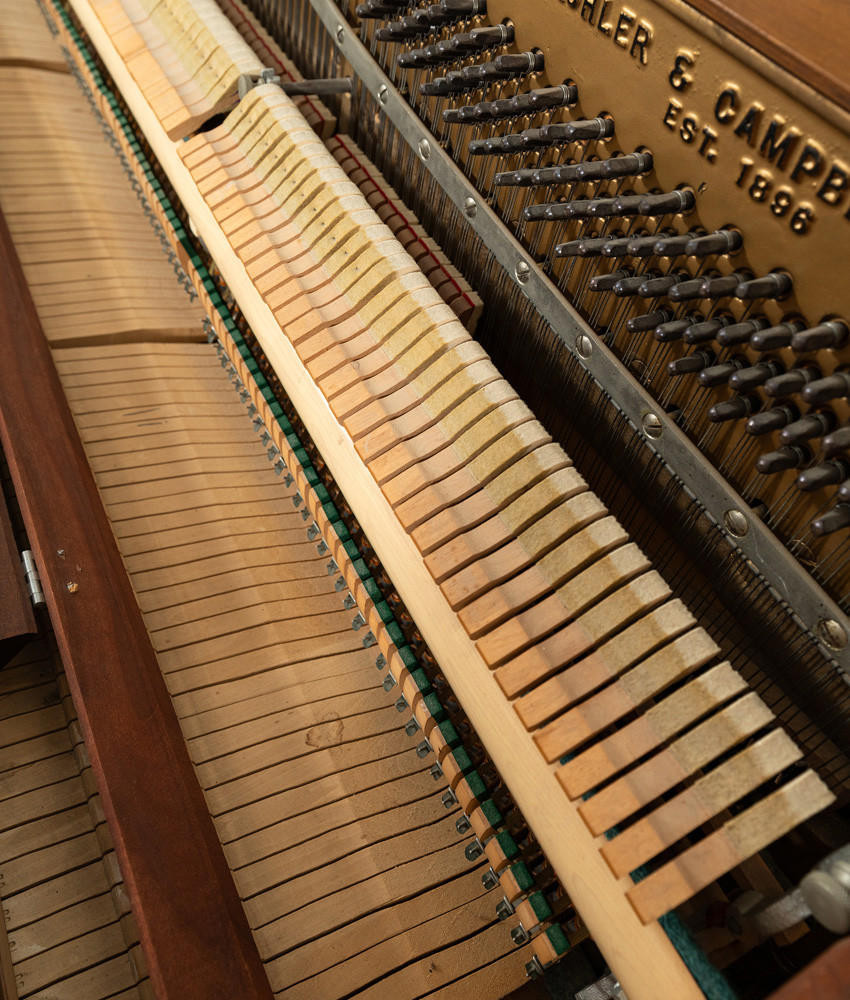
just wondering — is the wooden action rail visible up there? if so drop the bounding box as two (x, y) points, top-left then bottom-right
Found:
(64, 1), (837, 996)
(0, 205), (272, 999)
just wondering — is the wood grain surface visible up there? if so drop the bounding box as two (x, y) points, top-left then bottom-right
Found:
(0, 205), (272, 1000)
(685, 0), (850, 112)
(766, 937), (850, 1000)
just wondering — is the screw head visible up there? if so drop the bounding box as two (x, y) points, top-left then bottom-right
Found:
(576, 333), (593, 359)
(335, 24), (345, 44)
(641, 411), (663, 439)
(417, 138), (431, 161)
(512, 925), (530, 945)
(514, 260), (531, 284)
(56, 548), (65, 558)
(724, 509), (749, 537)
(817, 618), (848, 650)
(66, 581), (79, 594)
(377, 84), (388, 105)
(463, 196), (477, 218)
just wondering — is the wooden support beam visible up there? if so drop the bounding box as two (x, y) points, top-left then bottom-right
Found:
(0, 205), (272, 1000)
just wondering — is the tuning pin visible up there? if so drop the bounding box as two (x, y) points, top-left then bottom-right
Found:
(553, 236), (613, 258)
(668, 277), (707, 302)
(812, 504), (850, 536)
(376, 16), (427, 40)
(440, 23), (513, 52)
(803, 373), (850, 405)
(589, 269), (631, 292)
(509, 84), (578, 114)
(420, 76), (453, 96)
(412, 4), (455, 27)
(356, 0), (409, 20)
(822, 426), (850, 457)
(531, 164), (583, 185)
(653, 231), (704, 256)
(667, 349), (715, 375)
(708, 396), (758, 422)
(627, 309), (672, 333)
(797, 459), (850, 492)
(492, 51), (544, 76)
(625, 233), (669, 257)
(698, 358), (746, 387)
(715, 317), (768, 346)
(574, 151), (653, 181)
(440, 0), (488, 13)
(683, 317), (728, 344)
(746, 405), (798, 435)
(638, 273), (685, 297)
(493, 168), (540, 187)
(599, 235), (638, 258)
(613, 274), (655, 296)
(700, 271), (750, 299)
(748, 320), (803, 352)
(398, 43), (448, 67)
(637, 189), (695, 216)
(757, 445), (811, 475)
(684, 229), (743, 256)
(735, 271), (793, 300)
(531, 117), (615, 143)
(729, 360), (783, 392)
(525, 196), (625, 221)
(781, 411), (836, 445)
(791, 319), (849, 352)
(654, 318), (693, 342)
(763, 366), (820, 397)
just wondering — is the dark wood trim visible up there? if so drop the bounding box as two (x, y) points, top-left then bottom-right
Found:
(0, 483), (35, 666)
(0, 207), (272, 1000)
(766, 938), (850, 1000)
(0, 890), (18, 1000)
(684, 0), (850, 114)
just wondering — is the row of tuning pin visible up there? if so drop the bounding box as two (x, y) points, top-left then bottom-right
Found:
(355, 3), (850, 542)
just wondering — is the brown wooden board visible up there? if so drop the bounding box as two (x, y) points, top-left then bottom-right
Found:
(765, 937), (850, 1000)
(0, 480), (35, 664)
(684, 0), (850, 113)
(0, 206), (272, 1000)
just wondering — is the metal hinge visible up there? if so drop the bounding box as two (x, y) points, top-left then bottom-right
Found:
(21, 550), (45, 607)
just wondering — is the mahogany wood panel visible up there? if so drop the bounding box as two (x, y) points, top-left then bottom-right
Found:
(684, 0), (850, 113)
(0, 480), (35, 664)
(0, 205), (272, 1000)
(766, 937), (850, 1000)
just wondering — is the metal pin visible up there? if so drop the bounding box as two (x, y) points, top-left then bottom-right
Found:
(482, 868), (500, 890)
